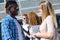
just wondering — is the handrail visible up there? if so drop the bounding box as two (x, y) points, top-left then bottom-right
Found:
(0, 2), (60, 10)
(20, 3), (60, 10)
(0, 11), (5, 13)
(0, 3), (4, 4)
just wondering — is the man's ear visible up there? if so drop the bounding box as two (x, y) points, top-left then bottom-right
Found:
(6, 7), (10, 13)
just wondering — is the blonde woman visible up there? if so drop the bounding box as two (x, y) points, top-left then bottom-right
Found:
(33, 1), (58, 40)
(28, 11), (42, 40)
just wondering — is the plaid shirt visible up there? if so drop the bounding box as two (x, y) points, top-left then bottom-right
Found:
(1, 15), (26, 40)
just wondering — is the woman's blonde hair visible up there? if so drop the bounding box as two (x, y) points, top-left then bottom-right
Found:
(28, 11), (41, 25)
(40, 1), (58, 28)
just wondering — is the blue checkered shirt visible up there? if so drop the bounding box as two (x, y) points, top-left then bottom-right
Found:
(1, 15), (26, 40)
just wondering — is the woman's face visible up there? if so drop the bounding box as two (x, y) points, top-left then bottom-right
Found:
(39, 6), (43, 15)
(22, 16), (28, 23)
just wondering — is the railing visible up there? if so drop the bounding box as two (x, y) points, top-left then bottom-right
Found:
(0, 3), (4, 11)
(20, 3), (60, 10)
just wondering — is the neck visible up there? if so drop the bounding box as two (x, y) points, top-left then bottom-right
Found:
(11, 15), (16, 19)
(8, 14), (16, 19)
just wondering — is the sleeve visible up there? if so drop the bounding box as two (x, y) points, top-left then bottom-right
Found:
(47, 16), (55, 34)
(1, 19), (13, 40)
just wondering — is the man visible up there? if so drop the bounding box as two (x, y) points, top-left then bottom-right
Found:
(1, 1), (26, 40)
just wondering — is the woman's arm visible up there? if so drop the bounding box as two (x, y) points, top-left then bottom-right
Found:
(33, 32), (54, 39)
(25, 32), (32, 38)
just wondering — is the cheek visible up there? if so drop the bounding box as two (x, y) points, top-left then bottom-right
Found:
(14, 10), (18, 15)
(15, 11), (18, 14)
(39, 9), (42, 15)
(10, 7), (14, 13)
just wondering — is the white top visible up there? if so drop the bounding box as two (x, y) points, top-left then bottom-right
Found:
(40, 16), (57, 40)
(29, 25), (40, 40)
(23, 24), (29, 31)
(22, 24), (29, 36)
(29, 25), (40, 35)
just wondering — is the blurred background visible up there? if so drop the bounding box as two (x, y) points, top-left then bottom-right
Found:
(0, 0), (60, 40)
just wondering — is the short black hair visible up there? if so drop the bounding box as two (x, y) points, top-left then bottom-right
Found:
(5, 1), (18, 8)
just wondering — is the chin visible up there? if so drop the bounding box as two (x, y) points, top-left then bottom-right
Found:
(15, 14), (18, 16)
(15, 13), (18, 16)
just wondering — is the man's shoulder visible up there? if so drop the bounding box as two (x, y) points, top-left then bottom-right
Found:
(2, 18), (9, 22)
(2, 16), (13, 23)
(1, 17), (15, 27)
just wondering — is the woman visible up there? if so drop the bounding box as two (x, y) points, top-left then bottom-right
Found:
(22, 14), (31, 40)
(33, 1), (58, 40)
(28, 11), (42, 40)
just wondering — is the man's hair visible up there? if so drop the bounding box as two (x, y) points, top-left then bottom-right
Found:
(5, 1), (18, 8)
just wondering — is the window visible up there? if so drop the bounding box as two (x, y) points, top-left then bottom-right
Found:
(0, 0), (4, 3)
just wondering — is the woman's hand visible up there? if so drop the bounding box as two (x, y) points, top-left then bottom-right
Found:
(29, 35), (36, 38)
(29, 35), (32, 38)
(32, 33), (38, 38)
(33, 33), (36, 36)
(32, 32), (41, 38)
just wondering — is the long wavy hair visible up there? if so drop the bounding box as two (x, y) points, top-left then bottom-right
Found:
(40, 1), (57, 28)
(28, 11), (41, 25)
